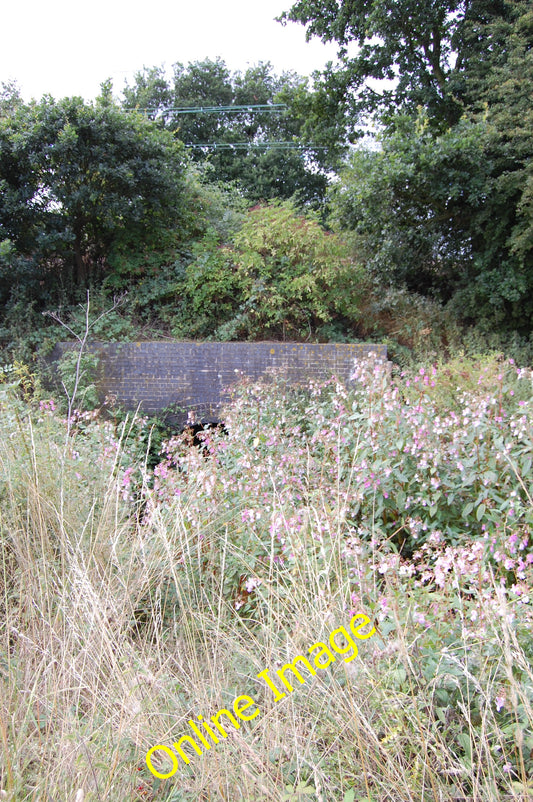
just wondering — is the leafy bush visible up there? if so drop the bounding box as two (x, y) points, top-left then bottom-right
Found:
(56, 348), (100, 411)
(178, 201), (363, 340)
(329, 109), (533, 335)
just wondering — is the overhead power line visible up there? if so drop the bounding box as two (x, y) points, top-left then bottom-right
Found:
(124, 104), (332, 152)
(185, 141), (329, 150)
(128, 104), (288, 115)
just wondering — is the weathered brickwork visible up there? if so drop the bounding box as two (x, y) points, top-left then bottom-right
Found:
(49, 341), (387, 423)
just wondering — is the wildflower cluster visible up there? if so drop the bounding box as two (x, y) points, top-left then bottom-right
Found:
(1, 353), (532, 800)
(145, 355), (533, 617)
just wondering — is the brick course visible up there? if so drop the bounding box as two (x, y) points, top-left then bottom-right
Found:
(49, 341), (387, 423)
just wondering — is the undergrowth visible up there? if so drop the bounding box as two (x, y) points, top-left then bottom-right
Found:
(0, 354), (532, 801)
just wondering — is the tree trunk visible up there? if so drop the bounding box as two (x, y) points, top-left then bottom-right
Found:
(74, 231), (87, 286)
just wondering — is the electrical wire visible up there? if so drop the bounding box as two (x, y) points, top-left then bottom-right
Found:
(126, 104), (288, 115)
(185, 142), (330, 150)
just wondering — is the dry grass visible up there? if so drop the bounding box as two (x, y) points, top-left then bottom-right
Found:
(0, 379), (532, 802)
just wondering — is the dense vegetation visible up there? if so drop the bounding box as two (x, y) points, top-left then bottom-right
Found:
(0, 2), (532, 359)
(1, 354), (532, 799)
(284, 0), (533, 336)
(0, 0), (532, 799)
(122, 59), (346, 208)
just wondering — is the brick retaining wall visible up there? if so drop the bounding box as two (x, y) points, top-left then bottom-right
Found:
(49, 341), (387, 423)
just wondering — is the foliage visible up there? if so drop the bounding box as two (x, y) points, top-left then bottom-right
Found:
(280, 0), (533, 335)
(55, 349), (100, 411)
(97, 167), (248, 334)
(122, 59), (347, 208)
(345, 280), (533, 369)
(0, 359), (43, 403)
(150, 354), (533, 592)
(325, 0), (533, 335)
(0, 80), (23, 117)
(176, 201), (363, 340)
(330, 117), (490, 300)
(280, 0), (521, 128)
(449, 1), (533, 329)
(0, 90), (189, 289)
(0, 354), (532, 799)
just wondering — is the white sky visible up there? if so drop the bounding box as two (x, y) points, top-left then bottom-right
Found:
(2, 0), (341, 102)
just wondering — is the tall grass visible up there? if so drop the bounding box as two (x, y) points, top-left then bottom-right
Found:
(0, 355), (532, 801)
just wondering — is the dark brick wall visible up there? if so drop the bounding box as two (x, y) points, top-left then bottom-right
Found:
(49, 341), (387, 423)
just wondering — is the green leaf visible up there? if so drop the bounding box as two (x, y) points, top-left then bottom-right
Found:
(462, 502), (474, 518)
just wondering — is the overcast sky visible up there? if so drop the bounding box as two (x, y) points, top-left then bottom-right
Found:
(2, 0), (341, 102)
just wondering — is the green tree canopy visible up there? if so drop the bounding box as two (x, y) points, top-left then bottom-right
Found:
(122, 59), (346, 208)
(281, 0), (533, 134)
(315, 0), (533, 333)
(330, 117), (492, 299)
(0, 91), (189, 287)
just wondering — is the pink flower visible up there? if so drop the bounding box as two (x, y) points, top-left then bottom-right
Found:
(39, 399), (56, 413)
(378, 596), (390, 613)
(122, 466), (134, 488)
(155, 463), (169, 480)
(244, 577), (262, 593)
(350, 592), (362, 608)
(413, 612), (430, 628)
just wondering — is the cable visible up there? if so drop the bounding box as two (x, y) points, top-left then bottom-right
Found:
(126, 104), (288, 115)
(185, 141), (330, 150)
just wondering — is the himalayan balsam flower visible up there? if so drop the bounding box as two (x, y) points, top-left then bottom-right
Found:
(244, 577), (262, 593)
(122, 466), (134, 488)
(378, 596), (390, 614)
(39, 399), (56, 413)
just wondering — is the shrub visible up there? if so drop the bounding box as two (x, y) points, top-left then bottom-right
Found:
(56, 348), (100, 411)
(179, 201), (363, 340)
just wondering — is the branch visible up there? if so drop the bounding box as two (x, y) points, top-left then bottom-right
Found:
(43, 291), (128, 435)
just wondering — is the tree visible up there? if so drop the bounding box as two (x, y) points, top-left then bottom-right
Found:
(330, 116), (491, 299)
(450, 1), (533, 329)
(476, 2), (533, 268)
(294, 0), (533, 332)
(279, 0), (519, 129)
(122, 59), (347, 208)
(0, 81), (23, 117)
(0, 91), (189, 287)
